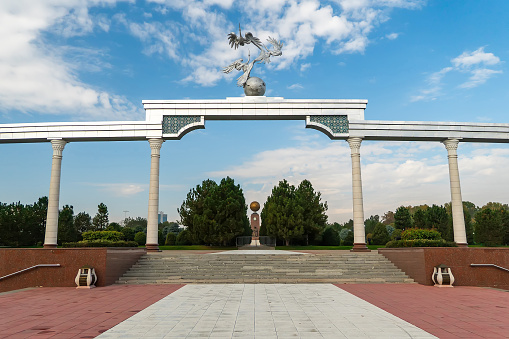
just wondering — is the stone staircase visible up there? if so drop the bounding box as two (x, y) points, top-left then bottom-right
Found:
(116, 251), (414, 284)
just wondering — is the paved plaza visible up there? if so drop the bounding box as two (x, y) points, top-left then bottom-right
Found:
(96, 284), (436, 339)
(1, 283), (508, 338)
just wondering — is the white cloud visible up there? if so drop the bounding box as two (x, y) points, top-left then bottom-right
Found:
(0, 1), (142, 120)
(208, 139), (509, 223)
(300, 63), (311, 72)
(459, 68), (503, 89)
(385, 32), (399, 40)
(451, 47), (500, 69)
(288, 83), (304, 90)
(130, 0), (422, 86)
(412, 47), (502, 102)
(91, 183), (146, 196)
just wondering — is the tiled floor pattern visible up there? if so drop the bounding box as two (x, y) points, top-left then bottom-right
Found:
(96, 284), (437, 339)
(0, 284), (183, 338)
(338, 284), (509, 339)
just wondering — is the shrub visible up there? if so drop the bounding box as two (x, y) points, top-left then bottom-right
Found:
(342, 230), (354, 246)
(62, 240), (139, 247)
(391, 229), (402, 240)
(372, 223), (390, 245)
(321, 227), (340, 246)
(401, 228), (442, 241)
(176, 229), (192, 245)
(134, 232), (146, 245)
(385, 239), (457, 248)
(165, 233), (177, 245)
(121, 227), (135, 241)
(82, 231), (123, 242)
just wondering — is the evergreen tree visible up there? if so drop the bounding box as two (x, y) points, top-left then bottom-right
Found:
(413, 209), (428, 229)
(295, 179), (328, 244)
(261, 179), (304, 246)
(427, 204), (451, 240)
(58, 205), (76, 243)
(371, 222), (390, 245)
(92, 203), (109, 230)
(474, 207), (505, 246)
(74, 212), (92, 235)
(394, 206), (412, 230)
(321, 227), (340, 246)
(364, 215), (380, 235)
(178, 177), (249, 245)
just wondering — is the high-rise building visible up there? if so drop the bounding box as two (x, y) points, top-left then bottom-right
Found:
(158, 212), (167, 224)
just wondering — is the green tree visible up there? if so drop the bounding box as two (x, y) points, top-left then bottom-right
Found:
(261, 179), (304, 246)
(124, 217), (147, 229)
(381, 211), (395, 225)
(179, 179), (217, 244)
(412, 209), (428, 229)
(58, 205), (76, 243)
(364, 215), (380, 235)
(342, 230), (354, 246)
(321, 227), (340, 246)
(74, 212), (92, 235)
(107, 222), (122, 231)
(427, 204), (451, 240)
(92, 203), (109, 230)
(134, 231), (146, 245)
(179, 177), (249, 246)
(474, 207), (505, 246)
(165, 233), (177, 245)
(371, 222), (390, 245)
(295, 179), (328, 244)
(212, 177), (250, 245)
(121, 227), (136, 241)
(394, 206), (412, 230)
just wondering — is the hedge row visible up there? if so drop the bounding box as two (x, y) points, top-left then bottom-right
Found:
(82, 231), (124, 242)
(385, 239), (457, 248)
(62, 240), (139, 248)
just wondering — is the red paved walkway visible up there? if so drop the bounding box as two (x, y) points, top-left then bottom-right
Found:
(1, 284), (508, 338)
(0, 285), (183, 339)
(337, 284), (509, 339)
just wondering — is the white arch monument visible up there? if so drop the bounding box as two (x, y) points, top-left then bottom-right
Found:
(2, 96), (509, 251)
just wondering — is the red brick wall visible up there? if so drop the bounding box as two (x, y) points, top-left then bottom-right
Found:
(0, 248), (145, 293)
(379, 248), (509, 290)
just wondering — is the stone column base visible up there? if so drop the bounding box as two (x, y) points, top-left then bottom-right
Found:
(350, 243), (371, 252)
(43, 244), (57, 249)
(145, 244), (161, 252)
(456, 243), (468, 248)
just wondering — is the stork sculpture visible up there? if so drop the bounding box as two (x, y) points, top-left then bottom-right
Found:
(223, 24), (283, 95)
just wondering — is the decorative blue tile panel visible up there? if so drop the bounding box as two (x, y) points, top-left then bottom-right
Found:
(309, 115), (349, 133)
(162, 116), (201, 134)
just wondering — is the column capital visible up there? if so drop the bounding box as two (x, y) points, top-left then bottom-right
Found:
(347, 137), (362, 154)
(148, 138), (164, 156)
(50, 139), (67, 157)
(442, 138), (459, 151)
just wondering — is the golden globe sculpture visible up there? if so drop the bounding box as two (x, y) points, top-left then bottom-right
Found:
(250, 201), (260, 212)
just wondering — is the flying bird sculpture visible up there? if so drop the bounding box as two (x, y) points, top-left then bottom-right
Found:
(223, 24), (283, 95)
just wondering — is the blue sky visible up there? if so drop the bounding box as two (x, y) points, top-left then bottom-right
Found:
(1, 0), (508, 224)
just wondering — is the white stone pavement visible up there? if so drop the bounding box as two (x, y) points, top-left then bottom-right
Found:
(97, 284), (436, 339)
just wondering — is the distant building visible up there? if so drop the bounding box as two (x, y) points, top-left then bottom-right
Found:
(158, 212), (167, 224)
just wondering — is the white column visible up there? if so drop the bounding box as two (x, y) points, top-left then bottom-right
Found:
(146, 138), (164, 251)
(43, 139), (67, 248)
(443, 139), (468, 247)
(347, 137), (369, 252)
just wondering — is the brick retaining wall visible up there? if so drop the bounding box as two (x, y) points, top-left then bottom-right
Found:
(0, 248), (146, 293)
(378, 247), (509, 290)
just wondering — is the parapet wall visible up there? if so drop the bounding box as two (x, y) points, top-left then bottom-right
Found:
(378, 247), (509, 290)
(0, 248), (146, 293)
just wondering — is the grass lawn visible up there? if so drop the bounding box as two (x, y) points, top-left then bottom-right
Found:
(275, 245), (386, 250)
(157, 245), (237, 250)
